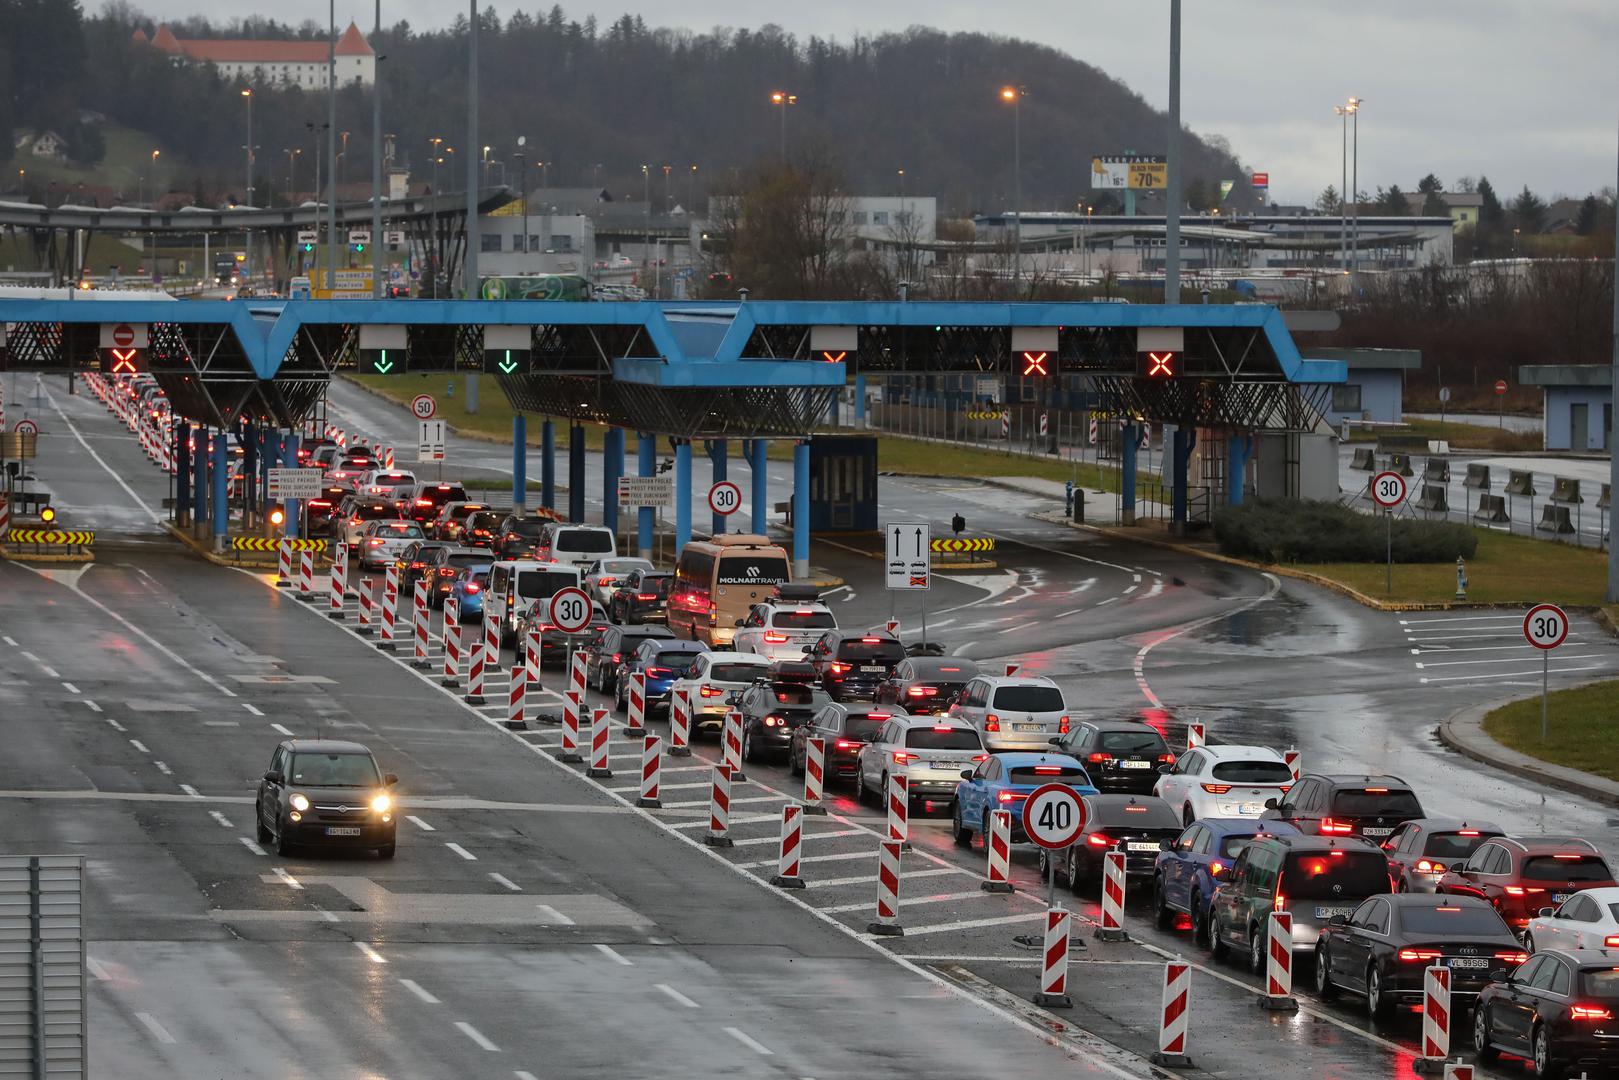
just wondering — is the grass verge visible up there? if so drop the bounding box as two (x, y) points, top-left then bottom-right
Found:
(1299, 528), (1606, 606)
(1345, 417), (1541, 453)
(1483, 680), (1619, 783)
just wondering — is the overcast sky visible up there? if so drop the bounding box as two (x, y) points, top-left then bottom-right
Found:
(119, 0), (1618, 206)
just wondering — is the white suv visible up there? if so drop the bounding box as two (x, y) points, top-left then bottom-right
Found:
(538, 523), (616, 570)
(732, 599), (838, 662)
(947, 675), (1070, 753)
(856, 714), (985, 805)
(1153, 744), (1294, 825)
(669, 651), (771, 736)
(357, 468), (418, 498)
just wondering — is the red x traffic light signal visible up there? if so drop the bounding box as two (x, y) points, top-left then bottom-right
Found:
(1139, 350), (1178, 378)
(1021, 350), (1051, 377)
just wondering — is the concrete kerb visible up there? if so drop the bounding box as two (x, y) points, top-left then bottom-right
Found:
(0, 543), (94, 565)
(1438, 693), (1619, 809)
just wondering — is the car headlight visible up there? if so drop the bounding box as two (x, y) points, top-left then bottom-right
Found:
(289, 792), (310, 812)
(371, 793), (391, 814)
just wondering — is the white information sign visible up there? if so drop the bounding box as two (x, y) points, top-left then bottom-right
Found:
(885, 520), (931, 591)
(617, 476), (674, 508)
(417, 419), (446, 462)
(267, 467), (323, 500)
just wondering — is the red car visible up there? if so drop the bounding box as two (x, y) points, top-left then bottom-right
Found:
(1436, 836), (1615, 930)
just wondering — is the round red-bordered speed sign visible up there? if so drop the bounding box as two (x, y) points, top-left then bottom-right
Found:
(411, 394), (437, 420)
(1370, 470), (1407, 509)
(1523, 604), (1569, 650)
(1021, 783), (1088, 850)
(708, 481), (742, 516)
(548, 587), (593, 634)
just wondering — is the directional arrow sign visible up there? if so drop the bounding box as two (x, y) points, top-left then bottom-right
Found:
(884, 520), (930, 591)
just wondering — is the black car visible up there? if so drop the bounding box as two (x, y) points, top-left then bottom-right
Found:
(461, 509), (505, 549)
(431, 501), (493, 543)
(1261, 773), (1425, 842)
(609, 569), (672, 625)
(789, 704), (905, 786)
(1048, 720), (1175, 795)
(255, 739), (398, 857)
(396, 540), (454, 589)
(805, 629), (907, 702)
(494, 514), (549, 559)
(517, 599), (609, 669)
(1474, 948), (1619, 1078)
(1315, 893), (1526, 1017)
(405, 482), (470, 527)
(589, 624), (676, 695)
(305, 484), (352, 532)
(1040, 794), (1182, 890)
(738, 680), (832, 764)
(1379, 817), (1506, 894)
(424, 545), (489, 607)
(874, 655), (981, 715)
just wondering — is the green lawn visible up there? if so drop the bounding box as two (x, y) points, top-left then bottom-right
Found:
(1483, 680), (1619, 782)
(1301, 528), (1607, 605)
(1346, 417), (1541, 453)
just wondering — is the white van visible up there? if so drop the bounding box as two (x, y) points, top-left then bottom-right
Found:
(537, 523), (617, 570)
(487, 560), (584, 640)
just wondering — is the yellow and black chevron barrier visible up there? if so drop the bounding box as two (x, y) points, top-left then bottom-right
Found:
(232, 536), (328, 553)
(930, 537), (995, 553)
(964, 411), (1005, 421)
(6, 528), (95, 546)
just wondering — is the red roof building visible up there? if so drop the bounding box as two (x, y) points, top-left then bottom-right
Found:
(136, 22), (375, 88)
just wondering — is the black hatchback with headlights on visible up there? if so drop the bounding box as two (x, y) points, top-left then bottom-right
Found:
(256, 740), (398, 858)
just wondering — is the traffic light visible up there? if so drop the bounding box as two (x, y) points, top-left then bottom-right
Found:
(352, 239), (366, 253)
(103, 348), (144, 374)
(1020, 350), (1056, 377)
(302, 241), (315, 254)
(39, 505), (56, 524)
(268, 507), (286, 527)
(481, 348), (531, 376)
(1138, 351), (1180, 378)
(360, 348), (401, 375)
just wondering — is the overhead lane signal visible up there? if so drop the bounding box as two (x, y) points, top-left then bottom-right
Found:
(1011, 326), (1059, 378)
(483, 326), (532, 375)
(358, 324), (408, 374)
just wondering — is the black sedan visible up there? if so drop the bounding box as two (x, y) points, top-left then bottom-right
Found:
(1048, 720), (1175, 795)
(255, 739), (398, 857)
(738, 680), (831, 764)
(1474, 948), (1619, 1078)
(874, 655), (981, 715)
(1315, 893), (1526, 1017)
(1038, 794), (1182, 891)
(609, 569), (672, 625)
(789, 704), (904, 786)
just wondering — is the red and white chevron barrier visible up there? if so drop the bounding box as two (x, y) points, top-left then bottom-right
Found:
(624, 671), (646, 738)
(1261, 910), (1298, 1011)
(569, 649), (587, 701)
(1004, 663), (1020, 677)
(1284, 748), (1300, 783)
(802, 737), (826, 815)
(637, 735), (662, 808)
(558, 690), (583, 762)
(1033, 907), (1073, 1008)
(1187, 722), (1205, 750)
(410, 579), (431, 669)
(0, 495), (9, 540)
(1418, 965), (1451, 1071)
(669, 688), (692, 757)
(704, 764), (733, 848)
(328, 542), (348, 619)
(356, 576), (376, 635)
(586, 707), (612, 778)
(525, 628), (542, 686)
(770, 803), (805, 889)
(297, 549), (316, 598)
(1150, 961), (1192, 1067)
(440, 599), (462, 687)
(886, 772), (909, 844)
(1096, 849), (1127, 941)
(377, 565), (399, 650)
(982, 808), (1015, 893)
(1442, 1064), (1473, 1080)
(722, 709), (745, 781)
(382, 446), (395, 468)
(464, 610), (488, 704)
(866, 840), (903, 936)
(507, 662), (527, 729)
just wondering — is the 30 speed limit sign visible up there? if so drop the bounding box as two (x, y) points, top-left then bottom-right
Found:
(708, 481), (741, 516)
(548, 587), (593, 634)
(1370, 470), (1407, 509)
(1021, 784), (1088, 850)
(1523, 604), (1569, 650)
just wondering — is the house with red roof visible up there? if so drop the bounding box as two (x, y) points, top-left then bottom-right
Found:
(136, 22), (374, 88)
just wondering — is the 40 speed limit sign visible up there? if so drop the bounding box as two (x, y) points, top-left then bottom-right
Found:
(1021, 784), (1087, 849)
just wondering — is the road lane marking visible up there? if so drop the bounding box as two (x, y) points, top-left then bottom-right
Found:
(890, 912), (1045, 937)
(19, 650), (40, 663)
(242, 703), (264, 716)
(203, 720), (239, 727)
(821, 890), (1011, 915)
(1096, 596), (1119, 606)
(1418, 652), (1605, 669)
(655, 982), (700, 1008)
(737, 849), (872, 870)
(515, 1073), (540, 1080)
(104, 716), (123, 730)
(809, 868), (958, 888)
(129, 738), (149, 753)
(1422, 662), (1609, 684)
(445, 842), (477, 860)
(154, 761), (172, 775)
(406, 815), (435, 831)
(85, 956), (112, 981)
(399, 978), (440, 1004)
(271, 723), (296, 736)
(41, 382), (165, 524)
(39, 664), (59, 678)
(271, 867), (302, 889)
(723, 1027), (774, 1056)
(1142, 579), (1164, 600)
(537, 904), (575, 925)
(135, 1012), (177, 1044)
(83, 699), (102, 712)
(1122, 585), (1137, 595)
(593, 943), (633, 966)
(455, 1021), (500, 1051)
(1132, 572), (1281, 708)
(313, 906), (340, 923)
(179, 784), (201, 798)
(732, 828), (864, 847)
(0, 636), (14, 646)
(208, 810), (233, 828)
(1400, 614), (1526, 625)
(60, 681), (80, 694)
(490, 872), (521, 891)
(355, 942), (388, 964)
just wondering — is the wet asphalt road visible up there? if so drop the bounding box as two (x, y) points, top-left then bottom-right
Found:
(7, 375), (1619, 1078)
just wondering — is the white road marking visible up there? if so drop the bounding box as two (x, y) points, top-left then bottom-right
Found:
(1411, 642), (1548, 655)
(1401, 614), (1526, 625)
(60, 681), (80, 694)
(1095, 596), (1119, 607)
(808, 867), (958, 888)
(179, 783), (201, 798)
(1132, 572), (1281, 708)
(313, 906), (340, 923)
(406, 815), (435, 831)
(398, 978), (440, 1004)
(737, 850), (872, 870)
(723, 1027), (774, 1056)
(153, 761), (172, 775)
(1418, 652), (1605, 669)
(514, 1073), (540, 1080)
(1131, 573), (1142, 583)
(203, 720), (239, 727)
(730, 828), (864, 847)
(271, 867), (302, 889)
(19, 650), (40, 663)
(239, 837), (267, 856)
(592, 943), (633, 966)
(135, 1012), (177, 1044)
(39, 664), (59, 678)
(83, 699), (102, 712)
(355, 942), (388, 964)
(1422, 663), (1609, 684)
(821, 890), (1009, 915)
(445, 841), (477, 861)
(208, 810), (233, 828)
(271, 723), (296, 736)
(42, 382), (165, 524)
(0, 635), (14, 646)
(104, 716), (123, 731)
(85, 956), (111, 981)
(129, 738), (149, 753)
(489, 872), (521, 892)
(242, 703), (264, 716)
(536, 904), (575, 925)
(655, 982), (700, 1008)
(890, 912), (1045, 937)
(1142, 579), (1165, 600)
(455, 1021), (500, 1051)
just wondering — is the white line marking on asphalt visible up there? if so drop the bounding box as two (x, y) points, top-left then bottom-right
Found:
(153, 761), (172, 775)
(242, 703), (264, 716)
(1412, 642), (1556, 655)
(60, 681), (80, 694)
(83, 699), (102, 712)
(809, 868), (958, 889)
(405, 815), (435, 831)
(731, 828), (863, 847)
(85, 956), (111, 981)
(655, 982), (700, 1008)
(19, 650), (39, 663)
(1131, 573), (1142, 583)
(445, 842), (477, 861)
(313, 906), (340, 923)
(271, 723), (296, 736)
(1422, 663), (1609, 684)
(514, 1073), (540, 1080)
(1142, 579), (1164, 600)
(1132, 572), (1281, 708)
(1419, 652), (1605, 669)
(179, 784), (201, 798)
(0, 636), (14, 646)
(42, 382), (165, 524)
(355, 942), (388, 964)
(208, 810), (233, 828)
(104, 716), (123, 730)
(399, 978), (440, 1004)
(723, 1027), (774, 1056)
(821, 890), (1012, 915)
(537, 904), (576, 925)
(239, 837), (267, 856)
(738, 849), (873, 870)
(1402, 613), (1526, 625)
(203, 720), (239, 727)
(489, 872), (521, 891)
(890, 912), (1045, 937)
(39, 664), (59, 678)
(1122, 585), (1137, 595)
(1095, 596), (1119, 607)
(1054, 607), (1088, 619)
(593, 943), (633, 966)
(129, 738), (149, 753)
(271, 867), (302, 889)
(455, 1021), (501, 1051)
(135, 1012), (177, 1044)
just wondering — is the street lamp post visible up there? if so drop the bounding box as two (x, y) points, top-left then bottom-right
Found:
(371, 0), (382, 299)
(465, 0), (480, 297)
(1333, 100), (1357, 272)
(688, 164), (698, 216)
(641, 164), (651, 272)
(1608, 106), (1619, 603)
(515, 136), (528, 260)
(285, 148), (300, 196)
(326, 0), (338, 296)
(242, 89), (254, 279)
(769, 91), (797, 162)
(999, 85), (1025, 288)
(1350, 99), (1363, 286)
(1164, 0), (1182, 304)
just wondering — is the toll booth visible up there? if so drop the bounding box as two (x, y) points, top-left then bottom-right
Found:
(809, 435), (877, 533)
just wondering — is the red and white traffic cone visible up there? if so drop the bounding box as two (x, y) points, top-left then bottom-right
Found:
(356, 576), (376, 636)
(410, 579), (431, 669)
(866, 840), (904, 936)
(1033, 906), (1073, 1008)
(1150, 960), (1193, 1067)
(1095, 849), (1128, 941)
(558, 690), (583, 762)
(506, 662), (527, 730)
(525, 628), (542, 688)
(637, 735), (662, 808)
(297, 549), (316, 600)
(586, 707), (612, 778)
(464, 611), (486, 704)
(327, 542), (348, 619)
(801, 737), (827, 815)
(377, 565), (399, 651)
(770, 804), (806, 889)
(624, 671), (646, 739)
(569, 649), (587, 702)
(982, 808), (1015, 893)
(440, 599), (462, 687)
(1259, 910), (1298, 1011)
(668, 688), (692, 757)
(722, 709), (746, 782)
(1187, 722), (1205, 750)
(704, 764), (733, 848)
(1284, 748), (1300, 784)
(275, 537), (292, 588)
(1415, 965), (1451, 1073)
(886, 772), (909, 847)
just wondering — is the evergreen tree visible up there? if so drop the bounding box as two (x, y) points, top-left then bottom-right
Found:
(1511, 186), (1546, 233)
(1315, 185), (1340, 214)
(1417, 173), (1446, 216)
(1477, 177), (1505, 227)
(1575, 194), (1599, 236)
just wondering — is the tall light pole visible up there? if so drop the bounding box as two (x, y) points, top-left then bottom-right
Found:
(242, 89), (254, 279)
(465, 0), (480, 297)
(285, 148), (300, 196)
(1164, 0), (1182, 304)
(515, 135), (528, 259)
(641, 163), (651, 271)
(688, 164), (698, 215)
(1333, 102), (1354, 271)
(1608, 105), (1619, 603)
(371, 0), (382, 298)
(769, 91), (796, 162)
(326, 0), (338, 296)
(1000, 85), (1025, 289)
(1350, 98), (1362, 287)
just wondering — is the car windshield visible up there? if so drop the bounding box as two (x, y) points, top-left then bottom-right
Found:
(373, 473), (414, 486)
(1008, 765), (1089, 785)
(450, 504), (486, 521)
(768, 684), (818, 706)
(1211, 760), (1293, 783)
(653, 653), (702, 676)
(556, 530), (614, 552)
(1398, 904), (1509, 935)
(1280, 851), (1390, 899)
(992, 685), (1066, 712)
(1095, 802), (1181, 829)
(446, 554), (486, 570)
(1581, 970), (1619, 999)
(1220, 835), (1264, 859)
(374, 522), (422, 537)
(1330, 790), (1424, 818)
(358, 505), (401, 521)
(1098, 730), (1168, 753)
(619, 631), (670, 652)
(288, 752), (381, 787)
(517, 571), (578, 599)
(1522, 855), (1611, 882)
(904, 727), (982, 750)
(467, 572), (489, 588)
(842, 716), (889, 741)
(638, 576), (672, 597)
(774, 610), (836, 629)
(836, 639), (905, 662)
(601, 560), (648, 574)
(421, 486), (465, 503)
(709, 663), (767, 684)
(508, 519), (548, 537)
(1423, 831), (1498, 859)
(716, 556), (789, 586)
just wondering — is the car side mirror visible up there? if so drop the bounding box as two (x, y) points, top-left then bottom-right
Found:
(1328, 914), (1349, 927)
(1539, 906), (1555, 918)
(1047, 736), (1064, 746)
(1156, 762), (1173, 773)
(960, 770), (975, 781)
(801, 645), (814, 654)
(734, 619), (745, 627)
(262, 770), (282, 784)
(385, 773), (399, 787)
(1264, 797), (1279, 810)
(1159, 839), (1174, 851)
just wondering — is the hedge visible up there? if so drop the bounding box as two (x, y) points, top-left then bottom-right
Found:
(1212, 499), (1478, 564)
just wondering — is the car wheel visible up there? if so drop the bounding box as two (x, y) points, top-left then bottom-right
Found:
(1532, 1024), (1561, 1079)
(742, 730), (757, 764)
(274, 818), (296, 857)
(1524, 932), (1537, 954)
(1473, 1005), (1498, 1061)
(1367, 965), (1390, 1019)
(1190, 891), (1208, 945)
(1154, 874), (1175, 929)
(614, 681), (627, 714)
(1396, 876), (1409, 893)
(1037, 847), (1051, 882)
(952, 802), (973, 847)
(1315, 946), (1336, 998)
(1182, 804), (1195, 828)
(1210, 913), (1230, 961)
(377, 843), (396, 859)
(255, 811), (272, 844)
(1065, 848), (1083, 895)
(790, 746), (805, 777)
(1248, 925), (1266, 975)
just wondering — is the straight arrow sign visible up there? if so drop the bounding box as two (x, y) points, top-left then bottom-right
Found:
(885, 521), (930, 591)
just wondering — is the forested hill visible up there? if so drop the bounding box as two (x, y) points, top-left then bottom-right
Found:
(3, 1), (1251, 213)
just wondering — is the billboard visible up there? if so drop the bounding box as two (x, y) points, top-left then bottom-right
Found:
(1091, 155), (1167, 190)
(311, 268), (374, 299)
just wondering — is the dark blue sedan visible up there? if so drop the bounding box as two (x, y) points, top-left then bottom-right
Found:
(1152, 817), (1300, 942)
(615, 638), (709, 715)
(952, 752), (1096, 847)
(446, 563), (492, 622)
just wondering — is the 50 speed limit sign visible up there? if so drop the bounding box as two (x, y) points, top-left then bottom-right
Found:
(1371, 470), (1407, 509)
(1021, 784), (1088, 850)
(548, 587), (593, 634)
(1523, 603), (1569, 650)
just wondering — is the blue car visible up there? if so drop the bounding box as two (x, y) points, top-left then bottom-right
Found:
(615, 638), (709, 714)
(1152, 817), (1301, 942)
(952, 752), (1096, 846)
(446, 563), (492, 622)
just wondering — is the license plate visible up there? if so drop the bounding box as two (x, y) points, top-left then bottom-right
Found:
(1362, 827), (1392, 837)
(1552, 893), (1571, 903)
(1448, 958), (1489, 969)
(860, 665), (885, 673)
(1239, 803), (1264, 815)
(929, 761), (955, 770)
(325, 826), (362, 836)
(1315, 905), (1353, 919)
(1127, 842), (1160, 852)
(1119, 759), (1150, 769)
(1016, 724), (1043, 732)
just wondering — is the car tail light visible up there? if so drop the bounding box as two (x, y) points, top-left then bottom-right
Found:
(310, 499), (330, 508)
(1457, 829), (1481, 836)
(637, 594), (658, 602)
(830, 662), (851, 676)
(1398, 949), (1442, 962)
(1607, 936), (1619, 948)
(1320, 818), (1354, 834)
(1201, 783), (1232, 794)
(972, 754), (989, 762)
(867, 713), (892, 721)
(861, 637), (881, 643)
(764, 631), (789, 644)
(1573, 1005), (1614, 1021)
(892, 751), (913, 764)
(1210, 860), (1226, 876)
(1059, 715), (1070, 734)
(416, 499), (433, 506)
(765, 716), (783, 728)
(907, 686), (937, 698)
(997, 791), (1027, 803)
(465, 583), (481, 594)
(1554, 854), (1586, 860)
(646, 667), (672, 678)
(438, 568), (455, 575)
(1496, 951), (1530, 964)
(367, 538), (384, 546)
(1088, 833), (1114, 847)
(834, 739), (859, 750)
(1087, 752), (1113, 764)
(931, 725), (953, 733)
(1416, 860), (1446, 873)
(1159, 754), (1176, 764)
(1273, 891), (1286, 911)
(1034, 766), (1064, 774)
(598, 577), (614, 586)
(700, 686), (724, 698)
(410, 562), (426, 570)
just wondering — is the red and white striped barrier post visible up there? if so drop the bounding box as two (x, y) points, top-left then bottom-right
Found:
(703, 764), (733, 848)
(1441, 1065), (1473, 1080)
(637, 735), (662, 808)
(440, 599), (462, 687)
(0, 494), (9, 541)
(569, 649), (587, 702)
(327, 541), (348, 619)
(866, 840), (904, 936)
(376, 565), (399, 651)
(722, 709), (746, 781)
(382, 446), (395, 468)
(624, 671), (646, 739)
(586, 707), (613, 777)
(668, 688), (692, 757)
(1260, 910), (1298, 1011)
(482, 610), (501, 680)
(1416, 965), (1451, 1073)
(1150, 960), (1193, 1067)
(506, 661), (527, 729)
(410, 579), (431, 669)
(1004, 663), (1020, 677)
(297, 549), (316, 600)
(886, 772), (909, 847)
(463, 610), (487, 704)
(801, 737), (827, 815)
(518, 627), (539, 691)
(982, 808), (1015, 893)
(770, 803), (806, 889)
(1033, 906), (1073, 1008)
(1187, 722), (1205, 750)
(1095, 849), (1128, 941)
(558, 690), (583, 762)
(356, 575), (376, 635)
(1284, 748), (1300, 784)
(884, 618), (900, 634)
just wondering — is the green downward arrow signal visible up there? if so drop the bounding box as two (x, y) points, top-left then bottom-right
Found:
(498, 359), (518, 374)
(373, 358), (394, 373)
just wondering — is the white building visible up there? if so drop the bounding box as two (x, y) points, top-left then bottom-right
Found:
(136, 23), (375, 89)
(475, 201), (595, 278)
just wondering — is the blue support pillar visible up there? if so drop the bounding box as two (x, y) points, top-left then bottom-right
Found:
(282, 432), (301, 538)
(708, 439), (728, 536)
(792, 441), (811, 580)
(568, 425), (586, 523)
(674, 441), (692, 552)
(749, 438), (768, 535)
(175, 422), (192, 526)
(211, 431), (229, 544)
(192, 425), (209, 536)
(242, 425), (258, 519)
(1227, 433), (1253, 508)
(603, 428), (624, 536)
(1120, 423), (1139, 526)
(637, 433), (656, 559)
(854, 374), (867, 427)
(1171, 426), (1196, 533)
(512, 413), (527, 511)
(540, 419), (556, 511)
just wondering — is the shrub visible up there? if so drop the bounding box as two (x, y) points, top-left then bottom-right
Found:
(1212, 499), (1478, 564)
